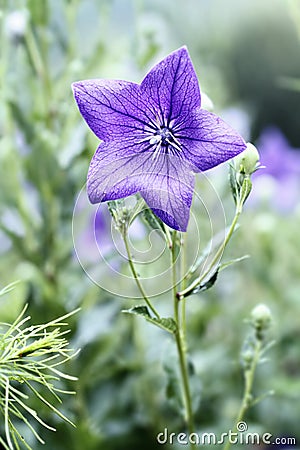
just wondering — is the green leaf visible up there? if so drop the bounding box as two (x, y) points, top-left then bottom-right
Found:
(239, 177), (252, 206)
(122, 306), (177, 334)
(123, 305), (150, 317)
(186, 225), (240, 280)
(219, 255), (250, 271)
(187, 248), (210, 278)
(141, 207), (165, 233)
(128, 197), (146, 225)
(229, 163), (239, 205)
(182, 255), (249, 299)
(180, 268), (219, 298)
(0, 306), (78, 450)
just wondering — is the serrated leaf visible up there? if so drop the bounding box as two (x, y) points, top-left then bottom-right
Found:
(122, 306), (177, 334)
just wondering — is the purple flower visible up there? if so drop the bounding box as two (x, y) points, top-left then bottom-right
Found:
(72, 47), (246, 231)
(252, 127), (300, 212)
(257, 127), (300, 180)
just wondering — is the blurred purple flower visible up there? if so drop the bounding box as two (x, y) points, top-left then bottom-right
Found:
(72, 47), (246, 231)
(258, 127), (300, 178)
(74, 198), (145, 267)
(75, 202), (115, 265)
(252, 127), (300, 212)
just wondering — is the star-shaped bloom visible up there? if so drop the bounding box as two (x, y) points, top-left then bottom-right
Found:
(72, 47), (246, 231)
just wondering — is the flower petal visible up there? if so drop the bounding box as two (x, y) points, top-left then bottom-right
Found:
(87, 142), (194, 231)
(72, 79), (158, 141)
(175, 108), (247, 171)
(141, 176), (194, 231)
(140, 155), (194, 231)
(140, 47), (201, 127)
(87, 140), (143, 203)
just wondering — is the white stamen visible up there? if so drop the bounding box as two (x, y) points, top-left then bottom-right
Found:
(166, 138), (181, 153)
(140, 123), (182, 159)
(152, 140), (162, 160)
(150, 135), (162, 145)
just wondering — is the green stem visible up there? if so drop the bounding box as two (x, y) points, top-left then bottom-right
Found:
(171, 232), (195, 445)
(175, 328), (195, 437)
(163, 223), (173, 249)
(122, 230), (160, 319)
(180, 233), (187, 342)
(178, 202), (242, 299)
(223, 339), (262, 450)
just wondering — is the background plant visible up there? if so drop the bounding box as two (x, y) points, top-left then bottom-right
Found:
(0, 288), (79, 450)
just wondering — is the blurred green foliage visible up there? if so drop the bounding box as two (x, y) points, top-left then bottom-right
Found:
(0, 0), (300, 448)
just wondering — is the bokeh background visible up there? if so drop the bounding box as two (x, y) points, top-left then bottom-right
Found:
(1, 0), (300, 448)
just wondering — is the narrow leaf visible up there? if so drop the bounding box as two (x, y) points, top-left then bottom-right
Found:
(128, 196), (146, 225)
(122, 306), (177, 334)
(141, 207), (165, 233)
(239, 177), (252, 206)
(219, 255), (250, 272)
(229, 163), (239, 205)
(181, 268), (219, 298)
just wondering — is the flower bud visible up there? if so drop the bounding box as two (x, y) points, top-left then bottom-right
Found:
(241, 347), (254, 370)
(4, 10), (29, 40)
(251, 303), (272, 335)
(234, 142), (260, 176)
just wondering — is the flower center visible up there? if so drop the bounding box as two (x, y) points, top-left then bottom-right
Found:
(146, 126), (182, 159)
(157, 127), (172, 145)
(139, 123), (182, 160)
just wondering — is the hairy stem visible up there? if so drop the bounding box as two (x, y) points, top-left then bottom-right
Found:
(180, 234), (187, 342)
(171, 232), (195, 445)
